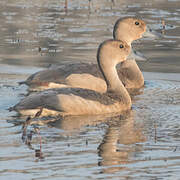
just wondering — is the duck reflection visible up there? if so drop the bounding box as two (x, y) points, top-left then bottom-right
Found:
(48, 109), (146, 174)
(20, 103), (146, 168)
(97, 110), (146, 173)
(48, 113), (116, 132)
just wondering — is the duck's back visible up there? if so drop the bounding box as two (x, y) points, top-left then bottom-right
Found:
(26, 62), (102, 85)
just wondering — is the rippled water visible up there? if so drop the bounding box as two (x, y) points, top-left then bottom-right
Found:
(1, 0), (180, 179)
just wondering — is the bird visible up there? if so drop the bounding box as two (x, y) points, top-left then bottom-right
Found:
(19, 17), (160, 93)
(12, 39), (132, 117)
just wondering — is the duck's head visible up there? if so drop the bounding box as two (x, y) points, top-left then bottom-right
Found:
(113, 17), (161, 45)
(97, 39), (131, 68)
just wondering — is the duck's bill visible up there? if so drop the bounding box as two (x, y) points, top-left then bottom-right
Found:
(142, 26), (163, 39)
(127, 49), (147, 61)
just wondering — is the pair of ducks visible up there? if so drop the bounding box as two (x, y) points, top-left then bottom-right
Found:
(12, 17), (160, 117)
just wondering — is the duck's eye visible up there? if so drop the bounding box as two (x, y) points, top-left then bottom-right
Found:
(135, 21), (139, 25)
(119, 44), (124, 49)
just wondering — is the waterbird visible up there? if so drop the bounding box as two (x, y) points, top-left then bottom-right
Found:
(20, 17), (161, 93)
(12, 39), (132, 117)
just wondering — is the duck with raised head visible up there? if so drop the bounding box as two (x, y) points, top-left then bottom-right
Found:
(20, 17), (161, 93)
(12, 39), (132, 117)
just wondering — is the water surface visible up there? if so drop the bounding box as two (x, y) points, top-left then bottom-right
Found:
(0, 0), (180, 179)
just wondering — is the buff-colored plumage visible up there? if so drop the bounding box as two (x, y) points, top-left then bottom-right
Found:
(20, 17), (149, 92)
(12, 40), (132, 117)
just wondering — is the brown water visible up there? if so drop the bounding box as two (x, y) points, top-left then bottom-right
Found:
(0, 0), (180, 179)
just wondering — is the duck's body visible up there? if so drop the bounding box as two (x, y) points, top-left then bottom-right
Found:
(24, 62), (106, 92)
(12, 40), (132, 117)
(20, 17), (155, 92)
(14, 87), (130, 117)
(24, 60), (144, 93)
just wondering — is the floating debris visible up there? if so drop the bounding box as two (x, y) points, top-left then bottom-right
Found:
(21, 111), (44, 160)
(161, 19), (166, 34)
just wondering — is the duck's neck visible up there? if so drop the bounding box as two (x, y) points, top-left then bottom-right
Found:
(99, 62), (132, 108)
(114, 33), (132, 47)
